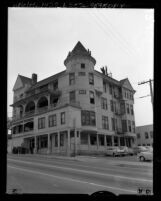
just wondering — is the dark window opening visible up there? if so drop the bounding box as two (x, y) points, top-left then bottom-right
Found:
(38, 117), (45, 129)
(80, 132), (88, 144)
(61, 112), (65, 125)
(89, 73), (94, 85)
(81, 63), (85, 69)
(24, 121), (34, 132)
(70, 91), (76, 103)
(145, 132), (149, 139)
(37, 97), (48, 108)
(50, 95), (59, 107)
(102, 116), (109, 130)
(81, 110), (96, 126)
(48, 114), (57, 127)
(69, 73), (75, 85)
(40, 135), (48, 148)
(90, 134), (97, 145)
(53, 80), (58, 90)
(99, 135), (104, 146)
(90, 91), (95, 104)
(25, 101), (35, 113)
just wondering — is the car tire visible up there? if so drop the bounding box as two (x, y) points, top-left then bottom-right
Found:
(140, 156), (145, 161)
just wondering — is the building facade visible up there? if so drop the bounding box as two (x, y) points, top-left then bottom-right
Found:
(135, 124), (153, 147)
(10, 41), (136, 156)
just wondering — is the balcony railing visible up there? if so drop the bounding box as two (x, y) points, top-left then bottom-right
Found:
(12, 98), (81, 122)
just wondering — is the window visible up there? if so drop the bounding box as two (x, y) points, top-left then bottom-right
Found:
(69, 73), (75, 85)
(120, 102), (126, 114)
(122, 120), (127, 132)
(60, 133), (64, 146)
(145, 132), (149, 139)
(61, 112), (65, 125)
(109, 84), (112, 95)
(130, 105), (134, 115)
(70, 91), (76, 103)
(111, 118), (115, 131)
(110, 100), (114, 112)
(101, 98), (108, 110)
(81, 110), (96, 126)
(89, 73), (94, 85)
(137, 133), (140, 139)
(79, 90), (86, 94)
(103, 81), (107, 93)
(48, 114), (57, 127)
(99, 135), (104, 146)
(80, 132), (88, 144)
(38, 117), (45, 129)
(40, 135), (47, 148)
(53, 80), (58, 90)
(132, 121), (135, 133)
(102, 116), (109, 130)
(126, 104), (130, 114)
(150, 131), (153, 138)
(78, 72), (86, 76)
(128, 120), (131, 132)
(90, 134), (97, 145)
(89, 91), (95, 104)
(54, 134), (58, 147)
(81, 63), (85, 69)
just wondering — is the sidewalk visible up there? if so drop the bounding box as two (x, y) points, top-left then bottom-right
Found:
(8, 153), (153, 168)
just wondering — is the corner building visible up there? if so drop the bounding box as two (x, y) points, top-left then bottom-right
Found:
(10, 41), (136, 156)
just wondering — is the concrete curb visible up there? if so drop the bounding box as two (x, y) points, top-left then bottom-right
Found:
(8, 153), (153, 168)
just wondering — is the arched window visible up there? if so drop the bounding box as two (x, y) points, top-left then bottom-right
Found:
(25, 101), (35, 112)
(37, 96), (48, 108)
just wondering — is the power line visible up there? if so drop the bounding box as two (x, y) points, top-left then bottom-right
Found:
(138, 79), (153, 109)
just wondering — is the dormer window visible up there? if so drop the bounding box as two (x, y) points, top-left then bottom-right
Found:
(81, 63), (85, 69)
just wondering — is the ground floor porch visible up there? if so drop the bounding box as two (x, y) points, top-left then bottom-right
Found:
(11, 129), (136, 156)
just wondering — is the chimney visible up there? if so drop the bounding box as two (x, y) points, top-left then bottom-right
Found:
(32, 73), (37, 85)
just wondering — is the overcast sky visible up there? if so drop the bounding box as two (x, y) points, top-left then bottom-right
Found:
(8, 8), (154, 126)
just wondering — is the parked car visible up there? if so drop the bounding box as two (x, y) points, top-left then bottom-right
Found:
(105, 146), (125, 157)
(137, 149), (153, 161)
(132, 146), (148, 155)
(119, 146), (129, 156)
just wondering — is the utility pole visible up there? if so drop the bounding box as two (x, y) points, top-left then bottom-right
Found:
(138, 79), (153, 109)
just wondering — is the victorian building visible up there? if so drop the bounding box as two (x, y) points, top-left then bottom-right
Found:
(10, 41), (136, 155)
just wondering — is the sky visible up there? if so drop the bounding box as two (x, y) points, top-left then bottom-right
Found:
(8, 8), (154, 127)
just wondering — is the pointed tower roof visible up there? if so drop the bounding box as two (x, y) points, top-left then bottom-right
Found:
(64, 41), (96, 66)
(71, 41), (88, 54)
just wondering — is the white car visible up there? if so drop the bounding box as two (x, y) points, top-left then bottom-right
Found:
(106, 146), (125, 157)
(137, 149), (153, 161)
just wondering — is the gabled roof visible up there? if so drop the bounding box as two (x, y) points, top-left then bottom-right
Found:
(26, 70), (66, 91)
(19, 75), (32, 85)
(120, 78), (135, 92)
(13, 74), (32, 91)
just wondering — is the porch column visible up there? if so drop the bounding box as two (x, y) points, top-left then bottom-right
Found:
(34, 136), (37, 154)
(88, 133), (90, 150)
(74, 129), (77, 155)
(111, 135), (114, 146)
(118, 136), (120, 147)
(47, 133), (50, 154)
(124, 137), (127, 146)
(104, 135), (107, 148)
(58, 132), (60, 152)
(47, 95), (50, 109)
(67, 129), (70, 156)
(96, 133), (99, 149)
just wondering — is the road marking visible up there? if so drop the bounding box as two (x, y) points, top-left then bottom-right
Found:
(8, 158), (152, 183)
(8, 165), (136, 194)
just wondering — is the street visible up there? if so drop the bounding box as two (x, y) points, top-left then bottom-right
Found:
(7, 154), (153, 195)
